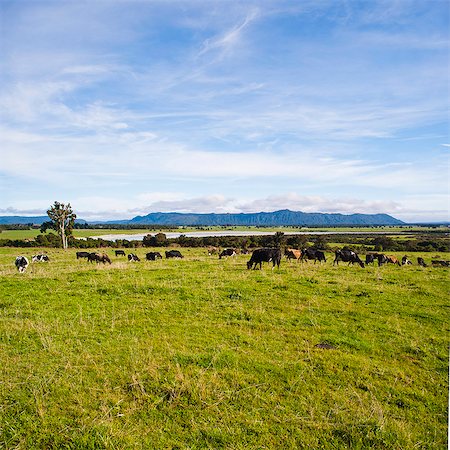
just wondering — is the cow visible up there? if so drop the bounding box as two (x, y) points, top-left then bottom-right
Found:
(247, 248), (281, 270)
(166, 250), (183, 259)
(146, 252), (162, 261)
(88, 253), (111, 264)
(334, 249), (364, 268)
(365, 253), (377, 265)
(219, 248), (236, 259)
(401, 256), (412, 266)
(76, 251), (90, 259)
(285, 248), (302, 262)
(417, 257), (428, 267)
(431, 260), (450, 267)
(32, 254), (50, 262)
(115, 250), (126, 256)
(376, 254), (389, 266)
(15, 256), (29, 273)
(128, 253), (140, 262)
(301, 248), (326, 264)
(207, 246), (219, 256)
(386, 255), (401, 266)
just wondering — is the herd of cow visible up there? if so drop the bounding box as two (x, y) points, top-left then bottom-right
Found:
(13, 247), (450, 273)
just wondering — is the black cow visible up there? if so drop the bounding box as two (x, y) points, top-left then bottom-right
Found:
(166, 250), (183, 259)
(417, 257), (427, 267)
(219, 248), (236, 259)
(365, 254), (377, 265)
(115, 250), (126, 256)
(301, 248), (326, 264)
(334, 249), (364, 268)
(88, 253), (112, 264)
(431, 260), (450, 267)
(146, 252), (162, 261)
(247, 248), (281, 270)
(128, 253), (140, 262)
(15, 256), (29, 273)
(76, 251), (90, 259)
(32, 254), (49, 262)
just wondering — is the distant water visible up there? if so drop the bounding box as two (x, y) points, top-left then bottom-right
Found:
(88, 230), (394, 241)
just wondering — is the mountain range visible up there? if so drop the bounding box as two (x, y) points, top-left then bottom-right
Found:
(0, 210), (404, 226)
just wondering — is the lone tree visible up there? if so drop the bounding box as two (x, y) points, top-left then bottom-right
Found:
(41, 201), (77, 249)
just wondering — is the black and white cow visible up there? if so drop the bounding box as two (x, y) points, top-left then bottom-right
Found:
(166, 250), (184, 259)
(15, 256), (29, 273)
(247, 248), (281, 270)
(32, 254), (49, 262)
(334, 249), (365, 268)
(401, 256), (412, 265)
(128, 253), (140, 262)
(146, 252), (162, 261)
(219, 248), (236, 259)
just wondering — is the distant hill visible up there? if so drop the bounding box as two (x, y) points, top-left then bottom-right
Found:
(120, 209), (404, 226)
(0, 216), (86, 225)
(0, 216), (50, 225)
(0, 210), (405, 226)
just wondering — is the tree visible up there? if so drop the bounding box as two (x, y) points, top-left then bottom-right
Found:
(45, 201), (77, 249)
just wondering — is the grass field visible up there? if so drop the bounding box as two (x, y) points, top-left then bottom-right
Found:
(1, 247), (448, 449)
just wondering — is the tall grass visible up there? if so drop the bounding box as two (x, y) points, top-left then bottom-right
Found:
(0, 248), (448, 449)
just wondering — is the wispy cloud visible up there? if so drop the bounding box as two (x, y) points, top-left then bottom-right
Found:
(1, 1), (448, 223)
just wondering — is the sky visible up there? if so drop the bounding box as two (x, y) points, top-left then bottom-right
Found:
(0, 0), (449, 223)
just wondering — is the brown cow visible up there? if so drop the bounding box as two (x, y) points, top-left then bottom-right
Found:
(285, 248), (302, 262)
(88, 252), (112, 264)
(386, 255), (401, 266)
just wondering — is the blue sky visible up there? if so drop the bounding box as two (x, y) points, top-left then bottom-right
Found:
(1, 0), (448, 222)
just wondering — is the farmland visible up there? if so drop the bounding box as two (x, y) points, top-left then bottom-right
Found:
(0, 247), (448, 449)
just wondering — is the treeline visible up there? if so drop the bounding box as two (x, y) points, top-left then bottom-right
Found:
(1, 232), (448, 253)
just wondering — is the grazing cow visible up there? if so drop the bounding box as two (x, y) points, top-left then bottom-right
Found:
(15, 256), (29, 273)
(431, 260), (450, 267)
(166, 250), (184, 259)
(301, 248), (326, 264)
(401, 256), (412, 266)
(207, 246), (219, 256)
(88, 252), (111, 264)
(240, 248), (250, 255)
(32, 254), (50, 262)
(285, 248), (302, 262)
(365, 253), (377, 265)
(146, 252), (162, 261)
(247, 248), (281, 270)
(115, 250), (126, 256)
(386, 255), (401, 266)
(128, 253), (140, 262)
(417, 257), (428, 267)
(219, 248), (236, 259)
(334, 249), (364, 268)
(376, 254), (389, 266)
(76, 251), (90, 259)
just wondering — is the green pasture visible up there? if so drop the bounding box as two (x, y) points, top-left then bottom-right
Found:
(0, 248), (448, 449)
